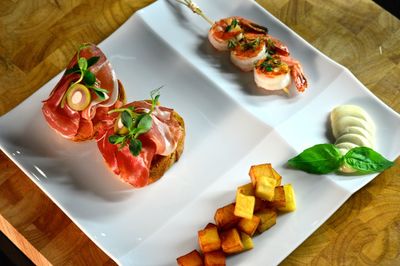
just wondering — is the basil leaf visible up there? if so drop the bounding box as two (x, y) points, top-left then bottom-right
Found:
(287, 144), (342, 174)
(91, 87), (109, 93)
(64, 65), (80, 75)
(87, 56), (100, 68)
(344, 147), (394, 173)
(108, 135), (125, 144)
(83, 71), (96, 86)
(135, 114), (152, 135)
(94, 90), (106, 100)
(78, 57), (88, 71)
(121, 110), (133, 130)
(129, 138), (142, 156)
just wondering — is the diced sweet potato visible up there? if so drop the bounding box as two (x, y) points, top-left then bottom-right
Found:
(198, 226), (221, 253)
(204, 251), (226, 266)
(240, 232), (254, 251)
(255, 175), (276, 201)
(266, 186), (286, 208)
(277, 184), (296, 212)
(255, 208), (277, 233)
(177, 250), (203, 266)
(237, 215), (260, 236)
(237, 183), (255, 196)
(254, 197), (265, 212)
(220, 228), (244, 254)
(234, 192), (255, 219)
(214, 203), (240, 230)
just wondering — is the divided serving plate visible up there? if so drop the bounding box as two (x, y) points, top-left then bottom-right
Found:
(0, 0), (399, 265)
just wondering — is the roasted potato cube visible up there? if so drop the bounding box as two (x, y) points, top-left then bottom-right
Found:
(237, 183), (255, 196)
(214, 203), (240, 230)
(204, 223), (218, 230)
(278, 184), (296, 212)
(249, 163), (273, 186)
(240, 232), (254, 251)
(204, 251), (226, 266)
(220, 228), (244, 254)
(237, 215), (260, 236)
(234, 192), (255, 219)
(271, 168), (282, 186)
(177, 250), (203, 266)
(255, 208), (277, 233)
(254, 197), (265, 212)
(266, 186), (286, 208)
(198, 226), (221, 253)
(255, 175), (276, 201)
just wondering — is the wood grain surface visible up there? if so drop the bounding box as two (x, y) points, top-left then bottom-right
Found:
(0, 0), (399, 265)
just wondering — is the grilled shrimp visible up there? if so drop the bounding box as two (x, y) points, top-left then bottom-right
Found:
(208, 16), (268, 51)
(254, 55), (308, 92)
(229, 33), (267, 71)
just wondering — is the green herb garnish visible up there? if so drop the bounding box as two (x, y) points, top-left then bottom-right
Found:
(225, 18), (238, 32)
(108, 87), (162, 156)
(64, 44), (108, 100)
(287, 144), (394, 175)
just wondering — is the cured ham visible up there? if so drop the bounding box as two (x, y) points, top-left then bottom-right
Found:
(96, 101), (184, 188)
(42, 43), (124, 141)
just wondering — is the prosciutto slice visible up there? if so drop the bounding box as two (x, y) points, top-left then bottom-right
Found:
(96, 101), (183, 187)
(42, 44), (120, 141)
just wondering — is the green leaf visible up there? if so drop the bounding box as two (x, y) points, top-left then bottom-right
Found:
(344, 147), (394, 173)
(121, 110), (133, 130)
(83, 71), (96, 86)
(129, 138), (142, 156)
(65, 65), (80, 75)
(93, 89), (106, 100)
(135, 114), (152, 136)
(287, 144), (342, 174)
(78, 57), (88, 71)
(87, 56), (100, 68)
(108, 134), (125, 145)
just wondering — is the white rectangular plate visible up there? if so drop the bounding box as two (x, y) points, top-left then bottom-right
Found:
(1, 0), (399, 265)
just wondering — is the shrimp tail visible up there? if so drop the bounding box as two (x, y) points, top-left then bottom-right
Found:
(291, 64), (308, 92)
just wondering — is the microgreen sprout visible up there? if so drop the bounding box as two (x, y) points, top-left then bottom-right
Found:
(107, 87), (163, 156)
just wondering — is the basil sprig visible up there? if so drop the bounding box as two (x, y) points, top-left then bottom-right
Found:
(65, 44), (108, 100)
(288, 144), (394, 175)
(108, 88), (161, 156)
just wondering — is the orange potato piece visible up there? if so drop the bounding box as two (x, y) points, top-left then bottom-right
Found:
(266, 186), (286, 208)
(237, 215), (261, 236)
(271, 168), (282, 186)
(255, 208), (277, 233)
(220, 228), (244, 254)
(214, 203), (241, 230)
(204, 223), (218, 230)
(177, 250), (203, 266)
(249, 163), (273, 186)
(237, 183), (255, 196)
(240, 232), (254, 251)
(277, 184), (296, 212)
(234, 192), (255, 219)
(204, 251), (226, 266)
(198, 226), (221, 253)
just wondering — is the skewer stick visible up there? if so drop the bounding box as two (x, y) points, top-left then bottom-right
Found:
(176, 0), (214, 25)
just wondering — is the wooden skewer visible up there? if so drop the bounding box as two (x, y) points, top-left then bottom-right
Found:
(176, 0), (214, 25)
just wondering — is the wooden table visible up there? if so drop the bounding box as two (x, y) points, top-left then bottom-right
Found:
(0, 0), (399, 265)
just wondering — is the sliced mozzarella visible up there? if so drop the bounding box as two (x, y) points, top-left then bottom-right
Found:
(335, 142), (359, 155)
(230, 44), (266, 72)
(332, 116), (375, 139)
(254, 70), (291, 91)
(335, 133), (373, 148)
(340, 126), (375, 147)
(331, 105), (375, 130)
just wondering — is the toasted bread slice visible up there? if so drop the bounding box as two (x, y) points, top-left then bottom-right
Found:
(148, 111), (185, 184)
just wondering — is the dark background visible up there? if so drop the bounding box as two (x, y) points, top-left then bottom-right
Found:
(0, 1), (399, 265)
